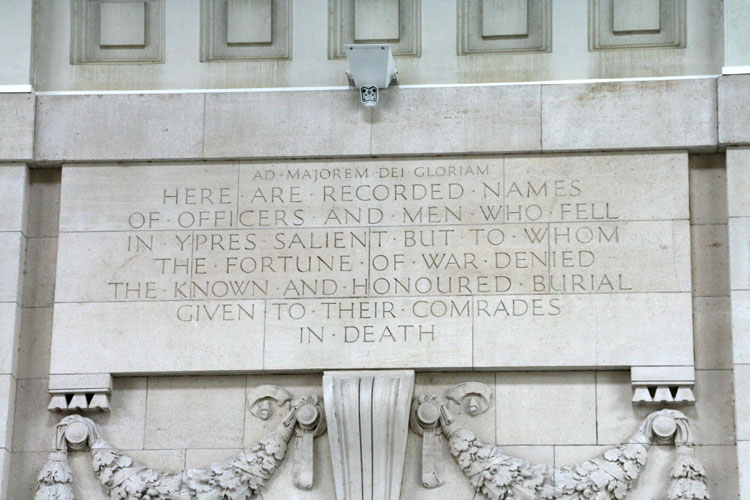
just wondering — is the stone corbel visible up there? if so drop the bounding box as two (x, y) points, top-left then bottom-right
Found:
(35, 393), (327, 499)
(47, 374), (113, 413)
(323, 370), (414, 500)
(631, 366), (696, 406)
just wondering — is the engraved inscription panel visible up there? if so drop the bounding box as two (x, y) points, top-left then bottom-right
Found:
(51, 153), (692, 375)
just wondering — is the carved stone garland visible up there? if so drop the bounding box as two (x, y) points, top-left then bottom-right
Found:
(412, 396), (710, 500)
(35, 387), (711, 500)
(34, 394), (326, 500)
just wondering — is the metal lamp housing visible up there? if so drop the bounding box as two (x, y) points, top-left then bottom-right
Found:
(344, 43), (398, 107)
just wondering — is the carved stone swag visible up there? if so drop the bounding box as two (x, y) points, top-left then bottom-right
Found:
(411, 395), (710, 500)
(35, 394), (325, 500)
(35, 391), (710, 500)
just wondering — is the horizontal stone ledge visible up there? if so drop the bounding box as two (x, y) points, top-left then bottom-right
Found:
(31, 77), (729, 162)
(541, 78), (718, 152)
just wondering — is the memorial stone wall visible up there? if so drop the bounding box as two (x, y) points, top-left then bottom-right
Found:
(2, 2), (750, 499)
(1, 82), (742, 500)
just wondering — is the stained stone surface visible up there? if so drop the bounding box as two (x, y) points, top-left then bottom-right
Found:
(51, 152), (693, 376)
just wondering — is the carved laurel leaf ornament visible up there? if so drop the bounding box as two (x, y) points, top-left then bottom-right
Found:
(413, 396), (710, 500)
(34, 395), (326, 500)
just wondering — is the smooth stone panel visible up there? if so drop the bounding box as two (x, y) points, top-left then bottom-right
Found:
(0, 94), (34, 161)
(474, 292), (693, 368)
(59, 163), (238, 231)
(740, 441), (750, 500)
(354, 0), (399, 41)
(99, 2), (146, 47)
(0, 447), (9, 500)
(16, 307), (52, 379)
(0, 232), (25, 303)
(204, 90), (370, 158)
(50, 301), (265, 374)
(613, 0), (660, 32)
(227, 0), (273, 44)
(725, 0), (750, 68)
(547, 220), (692, 293)
(10, 379), (58, 452)
(729, 217), (750, 290)
(26, 168), (61, 238)
(694, 445), (740, 500)
(482, 0), (529, 37)
(554, 445), (608, 467)
(689, 154), (727, 224)
(0, 375), (15, 450)
(727, 148), (750, 217)
(736, 365), (750, 441)
(505, 152), (689, 221)
(35, 93), (205, 161)
(0, 165), (27, 232)
(144, 375), (245, 449)
(0, 304), (20, 374)
(693, 297), (732, 369)
(719, 75), (750, 145)
(733, 291), (750, 364)
(542, 78), (717, 151)
(691, 223), (729, 297)
(22, 237), (57, 307)
(55, 231), (192, 303)
(88, 377), (148, 450)
(495, 371), (596, 445)
(7, 452), (50, 500)
(371, 85), (541, 155)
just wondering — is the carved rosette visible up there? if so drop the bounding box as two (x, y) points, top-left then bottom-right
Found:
(35, 394), (326, 500)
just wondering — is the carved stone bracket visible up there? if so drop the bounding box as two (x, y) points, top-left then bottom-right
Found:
(410, 394), (710, 499)
(632, 366), (696, 406)
(47, 374), (113, 413)
(323, 370), (415, 500)
(34, 393), (327, 500)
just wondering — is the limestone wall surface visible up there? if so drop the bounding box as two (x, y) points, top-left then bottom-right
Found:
(1, 75), (750, 499)
(1, 151), (742, 499)
(23, 0), (723, 91)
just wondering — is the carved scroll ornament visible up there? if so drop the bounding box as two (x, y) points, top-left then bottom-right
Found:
(412, 396), (710, 500)
(35, 395), (326, 500)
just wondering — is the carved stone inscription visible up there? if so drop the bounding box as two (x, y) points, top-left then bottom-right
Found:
(51, 154), (692, 374)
